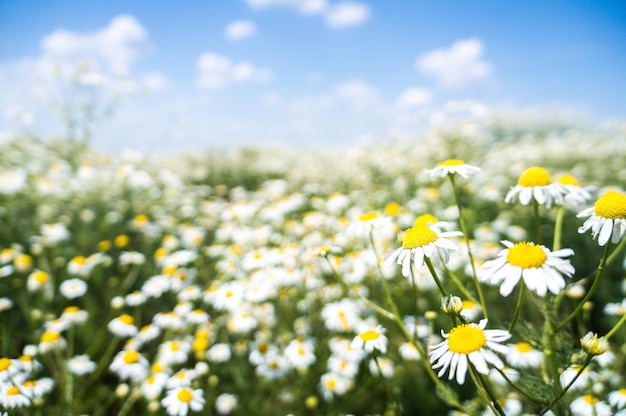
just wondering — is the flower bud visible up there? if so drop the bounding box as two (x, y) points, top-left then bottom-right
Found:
(441, 295), (463, 315)
(580, 332), (608, 356)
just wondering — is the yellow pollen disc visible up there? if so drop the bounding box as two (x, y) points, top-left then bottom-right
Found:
(123, 351), (139, 364)
(438, 159), (465, 166)
(515, 342), (533, 353)
(384, 202), (401, 216)
(41, 331), (61, 343)
(134, 214), (149, 224)
(461, 300), (475, 309)
(64, 306), (80, 313)
(119, 315), (134, 325)
(518, 167), (552, 187)
(257, 342), (269, 354)
(73, 256), (86, 265)
(359, 330), (380, 342)
(414, 214), (439, 227)
(0, 357), (11, 371)
(447, 325), (487, 354)
(594, 191), (626, 219)
(23, 380), (36, 388)
(506, 242), (547, 268)
(402, 225), (438, 249)
(171, 341), (179, 351)
(34, 271), (49, 284)
(152, 363), (164, 373)
(619, 388), (626, 395)
(325, 378), (336, 389)
(7, 386), (20, 396)
(359, 212), (379, 222)
(582, 394), (598, 405)
(177, 388), (193, 403)
(556, 174), (579, 186)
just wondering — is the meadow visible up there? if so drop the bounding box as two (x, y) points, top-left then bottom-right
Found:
(1, 118), (626, 415)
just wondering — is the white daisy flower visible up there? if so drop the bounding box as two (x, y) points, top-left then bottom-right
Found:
(161, 386), (205, 416)
(426, 159), (481, 180)
(578, 191), (626, 246)
(384, 224), (462, 278)
(505, 166), (567, 208)
(352, 325), (388, 354)
(556, 174), (593, 206)
(215, 393), (238, 415)
(108, 314), (138, 338)
(347, 211), (394, 238)
(570, 394), (612, 416)
(109, 350), (149, 383)
(59, 278), (88, 299)
(609, 388), (626, 409)
(604, 299), (626, 315)
(429, 319), (510, 384)
(505, 342), (542, 368)
(479, 240), (575, 297)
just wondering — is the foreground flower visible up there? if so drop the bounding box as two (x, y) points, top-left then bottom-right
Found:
(570, 394), (612, 416)
(384, 224), (462, 278)
(426, 159), (480, 180)
(577, 191), (626, 246)
(161, 387), (205, 416)
(580, 332), (609, 356)
(479, 240), (574, 297)
(505, 166), (566, 208)
(429, 319), (510, 384)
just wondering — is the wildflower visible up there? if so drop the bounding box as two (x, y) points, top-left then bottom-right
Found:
(609, 388), (626, 409)
(505, 342), (542, 368)
(284, 337), (316, 369)
(505, 166), (566, 208)
(161, 387), (205, 416)
(67, 355), (97, 376)
(255, 354), (289, 380)
(327, 355), (359, 378)
(141, 373), (168, 400)
(59, 278), (88, 299)
(27, 270), (51, 292)
(351, 325), (388, 354)
(215, 393), (238, 415)
(21, 377), (54, 399)
(368, 357), (394, 378)
(479, 240), (574, 297)
(0, 384), (30, 410)
(347, 211), (393, 238)
(441, 295), (463, 315)
(398, 342), (421, 361)
(580, 332), (609, 356)
(459, 300), (482, 321)
(605, 299), (626, 315)
(206, 343), (232, 363)
(321, 299), (361, 332)
(426, 159), (481, 180)
(157, 340), (191, 366)
(570, 394), (612, 416)
(578, 191), (626, 246)
(108, 314), (138, 338)
(109, 350), (149, 383)
(60, 306), (88, 327)
(384, 224), (462, 278)
(319, 372), (352, 400)
(557, 174), (592, 206)
(14, 254), (33, 272)
(560, 364), (592, 390)
(429, 319), (510, 384)
(38, 331), (66, 354)
(166, 369), (198, 389)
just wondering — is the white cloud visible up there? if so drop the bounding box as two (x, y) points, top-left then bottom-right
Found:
(324, 1), (370, 29)
(395, 87), (431, 109)
(224, 20), (257, 41)
(196, 52), (271, 89)
(40, 14), (149, 74)
(333, 79), (378, 111)
(140, 72), (169, 93)
(244, 0), (327, 15)
(416, 38), (492, 88)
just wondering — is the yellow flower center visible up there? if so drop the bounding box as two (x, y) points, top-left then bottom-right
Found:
(447, 324), (487, 354)
(0, 357), (11, 371)
(41, 331), (61, 343)
(72, 256), (86, 266)
(402, 225), (438, 249)
(23, 380), (36, 388)
(506, 242), (547, 268)
(177, 388), (193, 403)
(359, 212), (379, 222)
(461, 300), (475, 309)
(115, 235), (129, 248)
(518, 167), (552, 187)
(7, 385), (20, 396)
(170, 341), (179, 351)
(438, 159), (465, 166)
(515, 342), (533, 353)
(594, 191), (626, 220)
(619, 388), (626, 395)
(384, 202), (401, 216)
(325, 378), (337, 390)
(123, 351), (139, 364)
(414, 214), (439, 228)
(33, 271), (49, 284)
(359, 330), (381, 342)
(582, 394), (598, 405)
(98, 240), (111, 252)
(64, 306), (80, 314)
(119, 314), (135, 325)
(557, 174), (579, 186)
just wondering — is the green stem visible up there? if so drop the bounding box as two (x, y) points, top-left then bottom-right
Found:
(508, 282), (526, 333)
(605, 313), (626, 340)
(494, 367), (549, 404)
(556, 242), (611, 333)
(533, 199), (542, 245)
(424, 257), (447, 298)
(449, 174), (489, 319)
(468, 365), (504, 416)
(553, 206), (565, 251)
(372, 354), (398, 414)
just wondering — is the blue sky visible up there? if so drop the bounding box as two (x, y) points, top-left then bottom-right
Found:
(1, 0), (625, 153)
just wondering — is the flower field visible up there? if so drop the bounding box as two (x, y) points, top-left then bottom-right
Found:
(1, 119), (626, 415)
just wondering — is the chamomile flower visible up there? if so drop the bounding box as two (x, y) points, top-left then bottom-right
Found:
(578, 191), (626, 246)
(505, 342), (542, 369)
(557, 174), (592, 206)
(109, 350), (149, 383)
(38, 331), (66, 354)
(59, 278), (87, 299)
(0, 384), (30, 410)
(67, 354), (97, 376)
(605, 299), (626, 315)
(570, 394), (612, 416)
(108, 314), (138, 338)
(384, 224), (462, 278)
(161, 386), (205, 416)
(609, 388), (626, 409)
(351, 325), (388, 354)
(429, 319), (510, 384)
(426, 159), (481, 180)
(479, 240), (574, 297)
(319, 372), (352, 400)
(215, 393), (238, 415)
(347, 211), (393, 238)
(505, 166), (566, 208)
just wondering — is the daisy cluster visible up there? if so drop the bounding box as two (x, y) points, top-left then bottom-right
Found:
(0, 117), (626, 415)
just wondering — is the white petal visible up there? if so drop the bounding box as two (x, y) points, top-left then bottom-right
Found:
(456, 355), (468, 384)
(598, 219), (614, 246)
